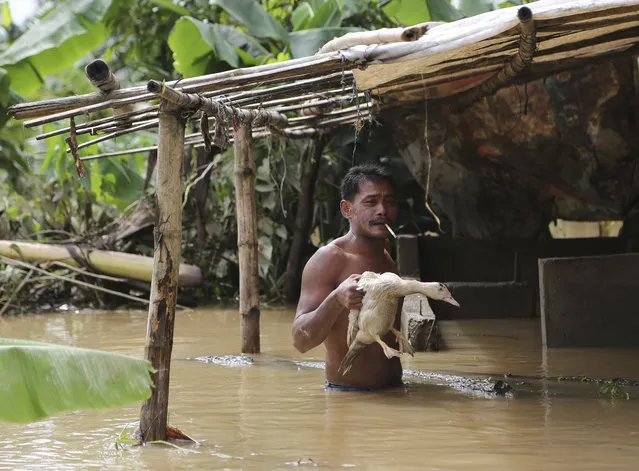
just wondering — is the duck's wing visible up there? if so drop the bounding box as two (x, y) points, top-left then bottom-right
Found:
(347, 309), (360, 347)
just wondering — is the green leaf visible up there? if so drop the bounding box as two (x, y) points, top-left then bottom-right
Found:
(290, 27), (364, 58)
(458, 0), (496, 16)
(306, 0), (343, 28)
(169, 17), (268, 76)
(292, 3), (314, 31)
(97, 157), (145, 208)
(148, 0), (190, 16)
(209, 0), (289, 42)
(341, 0), (369, 18)
(382, 0), (431, 25)
(427, 0), (463, 22)
(0, 0), (114, 95)
(169, 17), (217, 77)
(0, 67), (9, 108)
(0, 338), (153, 424)
(8, 242), (25, 260)
(2, 1), (11, 28)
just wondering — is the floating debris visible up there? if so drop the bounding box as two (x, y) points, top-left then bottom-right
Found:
(192, 355), (254, 367)
(404, 370), (515, 398)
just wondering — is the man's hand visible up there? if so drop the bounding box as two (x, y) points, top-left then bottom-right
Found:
(335, 274), (364, 310)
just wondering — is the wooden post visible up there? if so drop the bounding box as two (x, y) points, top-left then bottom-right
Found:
(234, 122), (260, 353)
(138, 100), (185, 441)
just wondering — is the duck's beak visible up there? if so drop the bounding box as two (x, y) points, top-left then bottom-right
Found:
(444, 294), (460, 307)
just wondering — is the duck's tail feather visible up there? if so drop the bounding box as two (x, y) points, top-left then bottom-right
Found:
(338, 341), (367, 375)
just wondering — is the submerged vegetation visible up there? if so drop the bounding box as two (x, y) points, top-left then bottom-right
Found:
(0, 0), (532, 314)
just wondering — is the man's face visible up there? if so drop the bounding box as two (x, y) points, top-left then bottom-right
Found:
(341, 179), (397, 239)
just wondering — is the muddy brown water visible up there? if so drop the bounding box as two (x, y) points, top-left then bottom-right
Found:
(1, 307), (638, 470)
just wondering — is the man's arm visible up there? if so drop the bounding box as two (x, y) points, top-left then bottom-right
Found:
(292, 246), (361, 353)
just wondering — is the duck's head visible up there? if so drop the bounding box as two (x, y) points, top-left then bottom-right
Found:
(430, 283), (459, 307)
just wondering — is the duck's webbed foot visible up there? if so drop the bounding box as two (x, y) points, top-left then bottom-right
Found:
(374, 335), (403, 359)
(390, 327), (415, 356)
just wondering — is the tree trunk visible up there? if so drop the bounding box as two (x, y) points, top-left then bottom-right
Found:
(234, 123), (260, 353)
(193, 147), (217, 248)
(284, 135), (325, 302)
(138, 101), (185, 442)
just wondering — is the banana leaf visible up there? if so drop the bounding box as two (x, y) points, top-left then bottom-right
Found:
(0, 338), (154, 424)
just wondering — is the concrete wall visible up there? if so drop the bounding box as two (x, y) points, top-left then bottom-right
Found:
(397, 235), (639, 319)
(539, 253), (639, 348)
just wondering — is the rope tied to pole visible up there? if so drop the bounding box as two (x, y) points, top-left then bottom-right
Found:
(453, 6), (537, 112)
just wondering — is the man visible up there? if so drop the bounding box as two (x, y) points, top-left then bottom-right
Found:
(292, 163), (404, 391)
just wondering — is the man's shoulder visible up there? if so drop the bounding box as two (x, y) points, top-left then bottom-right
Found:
(308, 240), (347, 266)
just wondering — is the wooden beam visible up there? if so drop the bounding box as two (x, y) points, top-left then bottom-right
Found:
(234, 122), (260, 354)
(138, 99), (185, 442)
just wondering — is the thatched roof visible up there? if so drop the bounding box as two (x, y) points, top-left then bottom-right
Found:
(8, 0), (639, 160)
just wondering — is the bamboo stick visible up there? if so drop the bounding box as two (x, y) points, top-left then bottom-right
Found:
(271, 93), (366, 113)
(147, 80), (289, 128)
(228, 72), (353, 107)
(32, 72), (354, 146)
(243, 87), (356, 109)
(85, 59), (134, 118)
(81, 112), (159, 136)
(85, 59), (122, 93)
(317, 111), (373, 127)
(68, 120), (158, 153)
(286, 102), (372, 125)
(11, 53), (349, 121)
(35, 107), (158, 140)
(0, 240), (201, 286)
(80, 146), (158, 161)
(75, 112), (366, 162)
(234, 122), (260, 354)
(138, 99), (186, 442)
(318, 22), (444, 54)
(268, 127), (319, 139)
(0, 255), (151, 306)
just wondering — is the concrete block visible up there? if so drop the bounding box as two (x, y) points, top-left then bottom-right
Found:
(401, 294), (439, 351)
(539, 253), (639, 347)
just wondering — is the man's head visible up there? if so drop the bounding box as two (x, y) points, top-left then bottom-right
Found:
(340, 163), (397, 202)
(339, 163), (398, 240)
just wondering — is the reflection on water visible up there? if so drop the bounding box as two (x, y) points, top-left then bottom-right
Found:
(1, 308), (639, 470)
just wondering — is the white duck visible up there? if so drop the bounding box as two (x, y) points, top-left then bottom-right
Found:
(339, 271), (460, 374)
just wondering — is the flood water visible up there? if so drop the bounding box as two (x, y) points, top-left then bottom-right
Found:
(1, 307), (638, 470)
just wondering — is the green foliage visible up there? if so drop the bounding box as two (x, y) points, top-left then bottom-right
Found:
(0, 337), (153, 423)
(0, 0), (116, 95)
(0, 0), (521, 308)
(1, 1), (11, 28)
(210, 0), (289, 42)
(169, 17), (268, 76)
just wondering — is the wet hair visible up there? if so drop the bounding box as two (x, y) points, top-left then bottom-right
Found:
(340, 163), (396, 201)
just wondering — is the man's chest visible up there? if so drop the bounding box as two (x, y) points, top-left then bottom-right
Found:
(335, 255), (395, 286)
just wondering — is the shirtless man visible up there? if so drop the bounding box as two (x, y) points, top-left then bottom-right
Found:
(292, 164), (403, 391)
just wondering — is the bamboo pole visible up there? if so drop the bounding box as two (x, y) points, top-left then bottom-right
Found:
(147, 80), (289, 128)
(318, 21), (444, 53)
(11, 54), (349, 121)
(234, 122), (260, 354)
(138, 99), (186, 442)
